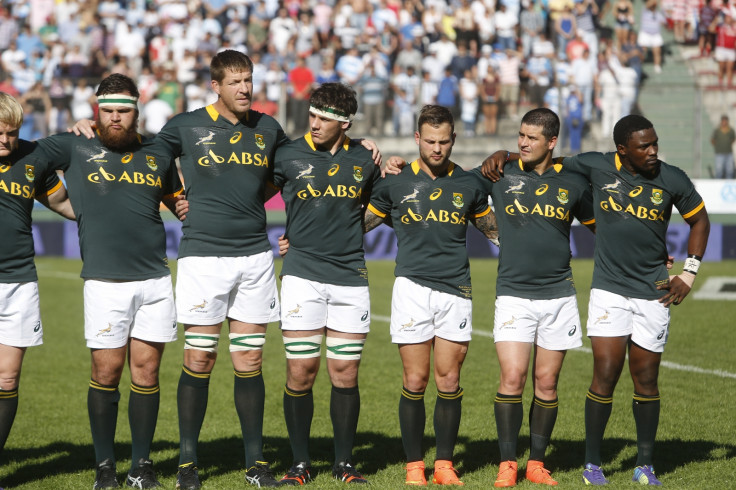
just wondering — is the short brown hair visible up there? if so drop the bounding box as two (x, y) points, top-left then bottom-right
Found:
(210, 50), (253, 83)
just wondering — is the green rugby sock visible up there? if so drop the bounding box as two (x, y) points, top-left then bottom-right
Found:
(494, 392), (523, 462)
(434, 388), (463, 461)
(234, 369), (265, 468)
(399, 387), (425, 462)
(0, 388), (19, 456)
(129, 383), (160, 465)
(283, 386), (313, 465)
(584, 389), (613, 466)
(88, 380), (120, 464)
(633, 392), (660, 466)
(528, 396), (558, 462)
(177, 366), (210, 466)
(330, 385), (360, 464)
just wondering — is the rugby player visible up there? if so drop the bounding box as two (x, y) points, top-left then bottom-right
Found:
(0, 92), (73, 485)
(364, 105), (499, 486)
(37, 73), (183, 489)
(481, 114), (710, 486)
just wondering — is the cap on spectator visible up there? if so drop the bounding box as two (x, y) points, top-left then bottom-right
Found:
(482, 44), (492, 54)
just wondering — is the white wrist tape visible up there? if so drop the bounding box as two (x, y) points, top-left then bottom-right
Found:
(683, 256), (701, 275)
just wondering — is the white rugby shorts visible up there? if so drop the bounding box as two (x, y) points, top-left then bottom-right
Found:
(0, 282), (43, 347)
(493, 295), (583, 350)
(280, 275), (370, 333)
(390, 277), (472, 344)
(84, 276), (178, 349)
(176, 252), (279, 325)
(586, 288), (670, 353)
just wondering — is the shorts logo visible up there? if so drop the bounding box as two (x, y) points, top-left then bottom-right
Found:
(25, 164), (34, 182)
(353, 166), (363, 183)
(121, 152), (133, 164)
(286, 304), (302, 317)
(557, 188), (569, 205)
(296, 164), (314, 179)
(195, 131), (215, 145)
(459, 319), (467, 329)
(172, 322), (177, 329)
(650, 188), (663, 205)
(96, 323), (113, 337)
(145, 155), (157, 171)
(401, 188), (419, 203)
(328, 163), (340, 176)
(0, 163), (9, 173)
(361, 311), (368, 321)
(594, 311), (610, 324)
(230, 131), (242, 143)
(568, 325), (577, 336)
(190, 300), (208, 312)
(505, 181), (525, 193)
(270, 298), (276, 309)
(87, 148), (108, 162)
(657, 329), (665, 340)
(399, 318), (416, 331)
(255, 133), (265, 150)
(33, 321), (41, 333)
(536, 184), (549, 196)
(452, 193), (464, 209)
(601, 179), (621, 192)
(500, 316), (516, 329)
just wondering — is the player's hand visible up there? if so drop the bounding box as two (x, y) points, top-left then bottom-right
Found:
(360, 138), (383, 168)
(278, 234), (289, 257)
(382, 156), (407, 177)
(665, 255), (674, 270)
(68, 119), (97, 138)
(657, 272), (695, 306)
(481, 150), (508, 182)
(174, 195), (189, 221)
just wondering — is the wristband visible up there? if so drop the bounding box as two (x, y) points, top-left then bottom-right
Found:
(504, 151), (510, 162)
(683, 254), (702, 275)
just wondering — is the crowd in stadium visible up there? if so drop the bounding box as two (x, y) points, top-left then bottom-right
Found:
(1, 0), (728, 146)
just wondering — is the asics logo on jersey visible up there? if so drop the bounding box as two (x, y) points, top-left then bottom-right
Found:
(328, 163), (340, 176)
(33, 321), (41, 333)
(286, 305), (302, 317)
(505, 181), (525, 193)
(430, 188), (442, 200)
(121, 152), (133, 164)
(296, 164), (314, 179)
(0, 164), (9, 172)
(568, 325), (577, 336)
(189, 300), (208, 312)
(96, 323), (113, 337)
(400, 318), (416, 330)
(401, 188), (419, 203)
(594, 312), (609, 324)
(230, 131), (242, 143)
(601, 179), (621, 192)
(195, 131), (216, 145)
(86, 149), (108, 162)
(535, 184), (549, 195)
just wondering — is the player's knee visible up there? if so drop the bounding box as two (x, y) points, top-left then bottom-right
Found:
(185, 332), (220, 353)
(229, 332), (265, 353)
(283, 334), (323, 360)
(0, 375), (20, 391)
(325, 337), (365, 361)
(403, 371), (430, 392)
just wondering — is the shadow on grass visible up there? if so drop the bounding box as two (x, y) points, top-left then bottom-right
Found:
(2, 434), (735, 486)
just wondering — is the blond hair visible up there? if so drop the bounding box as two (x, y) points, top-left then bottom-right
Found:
(0, 92), (23, 129)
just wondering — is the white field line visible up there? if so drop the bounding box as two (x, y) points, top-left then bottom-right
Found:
(371, 314), (736, 380)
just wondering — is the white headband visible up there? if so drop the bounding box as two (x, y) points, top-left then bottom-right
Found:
(97, 94), (139, 108)
(309, 105), (354, 122)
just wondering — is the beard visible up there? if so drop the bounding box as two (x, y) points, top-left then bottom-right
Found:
(97, 117), (139, 151)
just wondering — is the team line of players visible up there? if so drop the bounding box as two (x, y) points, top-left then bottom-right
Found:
(0, 49), (709, 489)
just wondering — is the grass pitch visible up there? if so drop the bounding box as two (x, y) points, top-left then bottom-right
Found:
(1, 258), (734, 488)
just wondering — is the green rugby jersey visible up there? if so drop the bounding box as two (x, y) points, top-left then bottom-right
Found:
(37, 133), (182, 280)
(0, 140), (62, 282)
(368, 161), (490, 298)
(470, 161), (594, 299)
(157, 106), (289, 257)
(563, 152), (704, 299)
(273, 134), (379, 286)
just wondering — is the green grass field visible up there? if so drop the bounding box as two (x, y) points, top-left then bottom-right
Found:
(1, 257), (734, 488)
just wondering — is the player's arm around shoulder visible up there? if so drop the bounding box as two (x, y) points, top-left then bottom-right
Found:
(363, 170), (396, 233)
(465, 173), (499, 245)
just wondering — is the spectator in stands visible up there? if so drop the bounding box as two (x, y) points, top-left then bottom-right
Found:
(521, 1), (546, 58)
(712, 10), (736, 87)
(711, 114), (736, 178)
(359, 64), (388, 136)
(638, 0), (667, 74)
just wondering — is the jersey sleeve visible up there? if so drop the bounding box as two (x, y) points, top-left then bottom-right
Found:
(272, 146), (288, 189)
(36, 133), (74, 172)
(35, 168), (63, 198)
(468, 176), (491, 218)
(162, 159), (183, 198)
(156, 117), (184, 159)
(367, 174), (393, 218)
(671, 167), (706, 219)
(468, 166), (494, 195)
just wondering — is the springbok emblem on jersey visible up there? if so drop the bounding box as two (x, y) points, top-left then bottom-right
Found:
(286, 305), (302, 317)
(189, 300), (208, 312)
(601, 180), (621, 192)
(296, 165), (314, 179)
(505, 181), (525, 193)
(87, 149), (108, 162)
(401, 188), (419, 203)
(195, 131), (216, 145)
